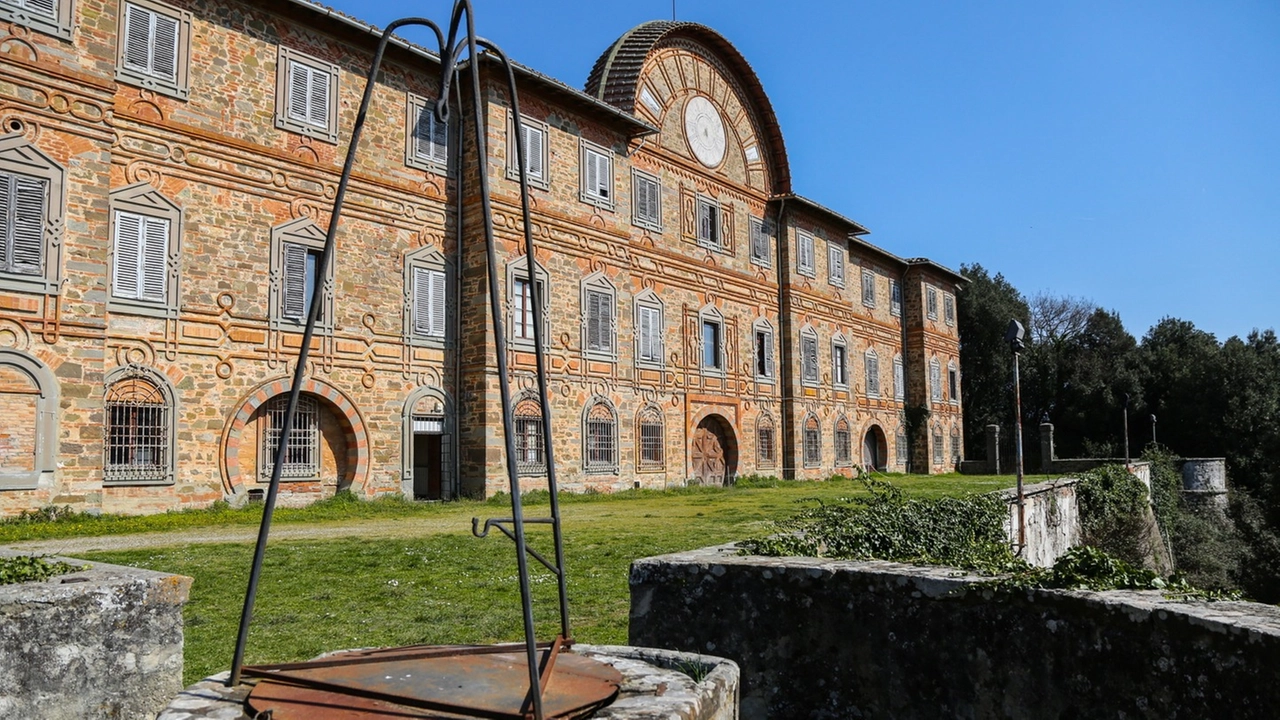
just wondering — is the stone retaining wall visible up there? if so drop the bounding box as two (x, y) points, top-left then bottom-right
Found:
(630, 544), (1280, 720)
(0, 550), (191, 720)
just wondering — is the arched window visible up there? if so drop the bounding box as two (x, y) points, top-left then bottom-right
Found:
(834, 416), (851, 466)
(637, 405), (664, 470)
(104, 365), (175, 485)
(803, 414), (821, 468)
(756, 413), (776, 469)
(583, 399), (618, 473)
(950, 425), (962, 466)
(0, 350), (59, 490)
(260, 394), (320, 479)
(895, 427), (908, 465)
(513, 394), (546, 476)
(932, 425), (944, 466)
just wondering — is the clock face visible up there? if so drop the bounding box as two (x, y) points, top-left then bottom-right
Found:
(684, 95), (727, 168)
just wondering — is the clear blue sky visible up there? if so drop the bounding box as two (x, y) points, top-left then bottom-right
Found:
(331, 1), (1280, 343)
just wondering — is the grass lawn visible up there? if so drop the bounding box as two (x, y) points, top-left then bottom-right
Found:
(47, 473), (1020, 684)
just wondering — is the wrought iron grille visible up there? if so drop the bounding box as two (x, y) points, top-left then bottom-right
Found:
(932, 430), (944, 464)
(896, 430), (908, 464)
(585, 403), (616, 470)
(104, 373), (168, 483)
(835, 421), (851, 465)
(638, 412), (663, 468)
(757, 424), (776, 467)
(514, 398), (545, 475)
(803, 417), (821, 468)
(262, 395), (319, 478)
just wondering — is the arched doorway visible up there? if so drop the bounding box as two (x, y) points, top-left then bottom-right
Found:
(691, 414), (737, 486)
(862, 425), (888, 472)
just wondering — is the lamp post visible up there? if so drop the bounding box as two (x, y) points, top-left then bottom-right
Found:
(1006, 319), (1026, 555)
(1151, 414), (1157, 447)
(1123, 393), (1131, 465)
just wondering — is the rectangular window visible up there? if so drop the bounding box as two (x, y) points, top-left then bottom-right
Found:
(282, 242), (323, 322)
(896, 432), (908, 464)
(931, 361), (943, 402)
(508, 115), (549, 189)
(276, 47), (338, 143)
(927, 286), (939, 320)
(407, 94), (448, 171)
(944, 293), (956, 326)
(0, 0), (72, 38)
(696, 198), (720, 250)
(701, 319), (721, 370)
(803, 426), (821, 467)
(512, 277), (544, 341)
(827, 243), (845, 286)
(112, 211), (169, 302)
(637, 304), (662, 364)
(891, 279), (902, 317)
(8, 0), (57, 18)
(584, 288), (613, 354)
(932, 431), (944, 464)
(749, 218), (770, 267)
(121, 3), (181, 84)
(865, 352), (881, 398)
(580, 141), (614, 209)
(757, 426), (776, 467)
(0, 171), (47, 277)
(894, 357), (905, 401)
(797, 231), (814, 277)
(585, 416), (616, 469)
(754, 328), (773, 379)
(951, 432), (961, 465)
(862, 270), (876, 308)
(262, 395), (320, 479)
(412, 266), (446, 338)
(640, 420), (663, 467)
(801, 335), (818, 384)
(514, 414), (545, 474)
(632, 170), (661, 231)
(832, 344), (847, 386)
(949, 365), (959, 403)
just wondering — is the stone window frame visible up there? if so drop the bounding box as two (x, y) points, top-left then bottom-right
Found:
(890, 278), (902, 317)
(636, 403), (665, 472)
(930, 357), (943, 403)
(926, 285), (939, 321)
(274, 45), (340, 144)
(944, 292), (956, 327)
(115, 0), (192, 100)
(633, 288), (664, 370)
(752, 317), (774, 382)
(826, 241), (845, 288)
(698, 304), (726, 377)
(893, 354), (905, 402)
(506, 112), (550, 191)
(0, 0), (74, 40)
(102, 364), (177, 486)
(0, 349), (58, 490)
(755, 413), (776, 469)
(513, 391), (547, 477)
(582, 396), (619, 475)
(269, 218), (334, 334)
(862, 269), (876, 308)
(799, 325), (819, 387)
(259, 394), (322, 481)
(108, 182), (182, 318)
(864, 347), (881, 399)
(948, 360), (960, 405)
(0, 133), (65, 296)
(749, 217), (772, 269)
(631, 168), (662, 232)
(403, 245), (450, 349)
(507, 257), (550, 350)
(580, 271), (617, 361)
(802, 413), (821, 469)
(404, 92), (450, 175)
(831, 332), (848, 390)
(579, 138), (615, 211)
(834, 416), (852, 467)
(796, 230), (815, 277)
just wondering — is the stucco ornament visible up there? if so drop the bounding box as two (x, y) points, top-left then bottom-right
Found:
(684, 95), (726, 168)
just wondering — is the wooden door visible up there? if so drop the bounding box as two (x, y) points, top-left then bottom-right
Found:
(691, 422), (727, 486)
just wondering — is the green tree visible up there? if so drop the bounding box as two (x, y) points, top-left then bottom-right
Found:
(956, 264), (1029, 459)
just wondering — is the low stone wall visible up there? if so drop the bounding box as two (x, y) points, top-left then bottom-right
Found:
(1000, 478), (1081, 567)
(0, 549), (191, 720)
(630, 544), (1280, 720)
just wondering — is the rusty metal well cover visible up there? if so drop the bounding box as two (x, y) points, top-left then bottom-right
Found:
(245, 644), (621, 720)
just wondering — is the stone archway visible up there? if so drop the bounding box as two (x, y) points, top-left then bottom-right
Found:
(863, 425), (888, 472)
(691, 414), (737, 486)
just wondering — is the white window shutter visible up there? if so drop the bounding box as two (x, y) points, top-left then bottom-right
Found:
(11, 176), (45, 275)
(598, 293), (612, 352)
(412, 266), (431, 335)
(27, 0), (56, 19)
(307, 66), (329, 128)
(152, 12), (180, 81)
(113, 212), (143, 299)
(140, 216), (169, 301)
(584, 151), (598, 198)
(429, 269), (446, 337)
(288, 62), (310, 123)
(595, 153), (610, 198)
(122, 5), (152, 73)
(764, 332), (774, 377)
(282, 243), (307, 319)
(521, 124), (544, 180)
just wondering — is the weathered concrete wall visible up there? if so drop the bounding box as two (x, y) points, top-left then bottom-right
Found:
(630, 545), (1280, 720)
(0, 550), (191, 720)
(1001, 478), (1081, 567)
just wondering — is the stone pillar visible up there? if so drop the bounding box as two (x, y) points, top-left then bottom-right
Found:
(1181, 458), (1229, 515)
(1039, 422), (1055, 473)
(985, 424), (1001, 475)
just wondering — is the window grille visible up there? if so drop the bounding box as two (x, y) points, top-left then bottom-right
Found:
(514, 398), (545, 475)
(835, 419), (851, 465)
(896, 429), (908, 464)
(121, 3), (179, 82)
(0, 171), (47, 276)
(932, 429), (944, 465)
(638, 408), (664, 468)
(803, 416), (821, 468)
(757, 421), (776, 468)
(584, 402), (616, 472)
(261, 395), (319, 479)
(749, 218), (770, 267)
(104, 373), (169, 483)
(696, 199), (720, 249)
(865, 349), (880, 397)
(951, 427), (961, 465)
(930, 359), (942, 402)
(862, 270), (876, 307)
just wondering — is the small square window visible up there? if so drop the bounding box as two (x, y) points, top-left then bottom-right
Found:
(827, 243), (845, 287)
(632, 169), (662, 231)
(696, 198), (721, 250)
(580, 140), (614, 210)
(797, 231), (815, 277)
(507, 114), (550, 190)
(749, 218), (771, 268)
(405, 93), (448, 173)
(275, 46), (339, 144)
(117, 0), (191, 100)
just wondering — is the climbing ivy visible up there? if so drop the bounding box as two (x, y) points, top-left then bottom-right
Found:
(0, 555), (87, 586)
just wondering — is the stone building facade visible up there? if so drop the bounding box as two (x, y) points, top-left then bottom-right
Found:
(0, 0), (963, 515)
